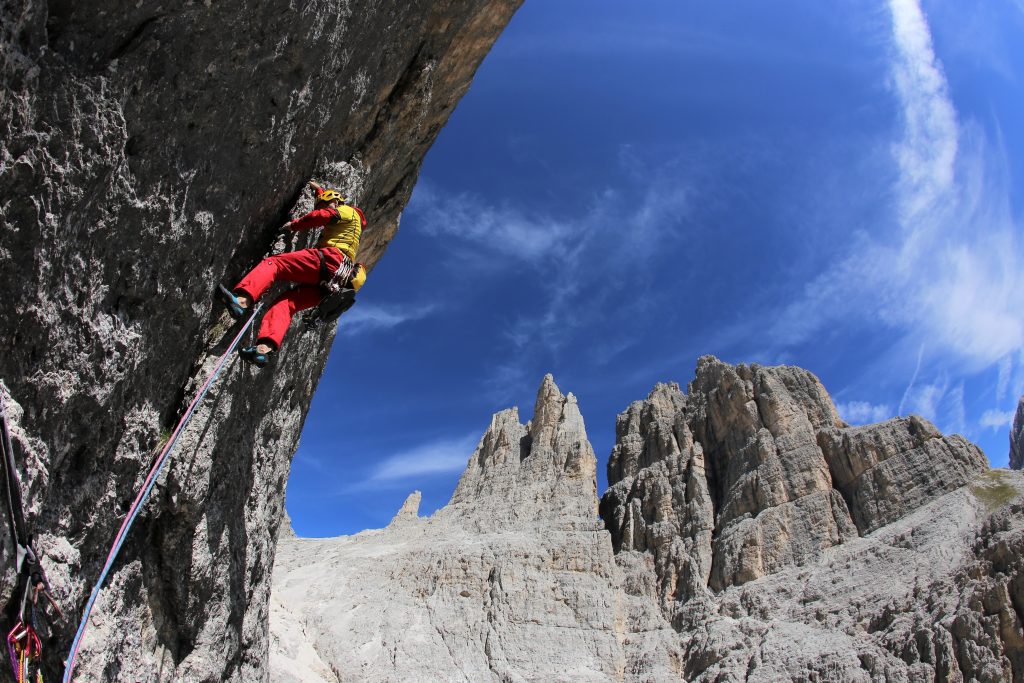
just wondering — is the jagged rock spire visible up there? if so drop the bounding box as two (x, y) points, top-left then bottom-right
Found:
(271, 374), (624, 683)
(388, 490), (422, 527)
(447, 374), (598, 528)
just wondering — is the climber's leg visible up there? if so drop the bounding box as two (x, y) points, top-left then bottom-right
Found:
(238, 286), (322, 366)
(232, 248), (335, 305)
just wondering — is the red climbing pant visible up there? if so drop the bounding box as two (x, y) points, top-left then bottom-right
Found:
(233, 247), (343, 349)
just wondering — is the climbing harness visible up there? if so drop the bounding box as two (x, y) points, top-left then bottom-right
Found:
(317, 249), (355, 294)
(62, 303), (263, 682)
(2, 392), (61, 683)
(305, 251), (358, 330)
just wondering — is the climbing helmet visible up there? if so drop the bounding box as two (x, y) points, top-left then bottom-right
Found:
(317, 189), (346, 204)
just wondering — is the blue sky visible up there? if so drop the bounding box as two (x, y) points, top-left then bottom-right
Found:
(286, 0), (1024, 537)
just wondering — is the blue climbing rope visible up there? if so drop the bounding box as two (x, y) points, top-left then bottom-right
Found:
(63, 304), (262, 682)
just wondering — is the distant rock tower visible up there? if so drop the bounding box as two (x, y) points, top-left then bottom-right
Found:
(1011, 396), (1024, 469)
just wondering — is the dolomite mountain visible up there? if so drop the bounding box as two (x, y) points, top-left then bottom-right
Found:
(271, 359), (1024, 682)
(1011, 397), (1024, 470)
(0, 1), (522, 680)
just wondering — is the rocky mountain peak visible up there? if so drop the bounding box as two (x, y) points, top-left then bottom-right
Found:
(530, 372), (565, 438)
(388, 490), (422, 526)
(448, 374), (598, 528)
(604, 355), (989, 601)
(270, 364), (1024, 682)
(270, 375), (621, 683)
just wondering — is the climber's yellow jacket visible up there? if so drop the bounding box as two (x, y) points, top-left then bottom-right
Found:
(288, 205), (366, 262)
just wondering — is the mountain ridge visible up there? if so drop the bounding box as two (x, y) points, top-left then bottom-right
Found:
(271, 358), (1024, 682)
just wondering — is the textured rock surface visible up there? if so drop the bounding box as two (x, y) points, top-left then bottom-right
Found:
(602, 357), (989, 604)
(601, 357), (1016, 681)
(270, 376), (634, 682)
(388, 490), (422, 527)
(1011, 397), (1024, 470)
(0, 1), (521, 679)
(448, 374), (600, 529)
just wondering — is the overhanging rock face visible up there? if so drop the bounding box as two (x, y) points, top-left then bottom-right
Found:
(0, 1), (522, 679)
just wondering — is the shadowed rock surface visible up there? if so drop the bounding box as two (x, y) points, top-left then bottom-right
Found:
(1011, 397), (1024, 470)
(271, 360), (1023, 682)
(0, 1), (521, 679)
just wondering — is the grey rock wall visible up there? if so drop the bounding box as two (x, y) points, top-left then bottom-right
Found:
(602, 357), (988, 606)
(0, 1), (521, 680)
(601, 357), (1017, 681)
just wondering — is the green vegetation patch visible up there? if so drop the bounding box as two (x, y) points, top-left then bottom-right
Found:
(969, 469), (1022, 512)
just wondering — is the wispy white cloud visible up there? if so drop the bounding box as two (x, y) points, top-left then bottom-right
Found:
(879, 0), (1024, 369)
(980, 409), (1015, 430)
(762, 0), (1023, 405)
(837, 400), (893, 425)
(408, 184), (577, 263)
(409, 177), (691, 270)
(906, 379), (947, 421)
(996, 355), (1013, 403)
(343, 433), (479, 492)
(409, 167), (694, 369)
(898, 343), (925, 416)
(888, 0), (957, 223)
(338, 302), (436, 335)
(900, 374), (968, 435)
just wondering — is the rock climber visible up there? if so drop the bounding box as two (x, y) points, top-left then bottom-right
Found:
(217, 181), (367, 366)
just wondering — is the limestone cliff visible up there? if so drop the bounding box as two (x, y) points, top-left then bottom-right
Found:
(602, 357), (1019, 681)
(0, 1), (521, 679)
(270, 376), (629, 682)
(271, 360), (1024, 682)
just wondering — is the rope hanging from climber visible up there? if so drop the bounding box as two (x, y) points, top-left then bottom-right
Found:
(63, 180), (367, 680)
(62, 302), (263, 682)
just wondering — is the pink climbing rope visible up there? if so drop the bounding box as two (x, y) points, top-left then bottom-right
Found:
(64, 304), (262, 682)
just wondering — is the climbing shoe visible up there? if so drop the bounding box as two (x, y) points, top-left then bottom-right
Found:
(217, 284), (247, 320)
(238, 346), (271, 368)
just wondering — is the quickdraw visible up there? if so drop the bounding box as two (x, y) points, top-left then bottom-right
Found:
(1, 389), (61, 683)
(7, 617), (42, 683)
(306, 251), (358, 330)
(316, 248), (356, 294)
